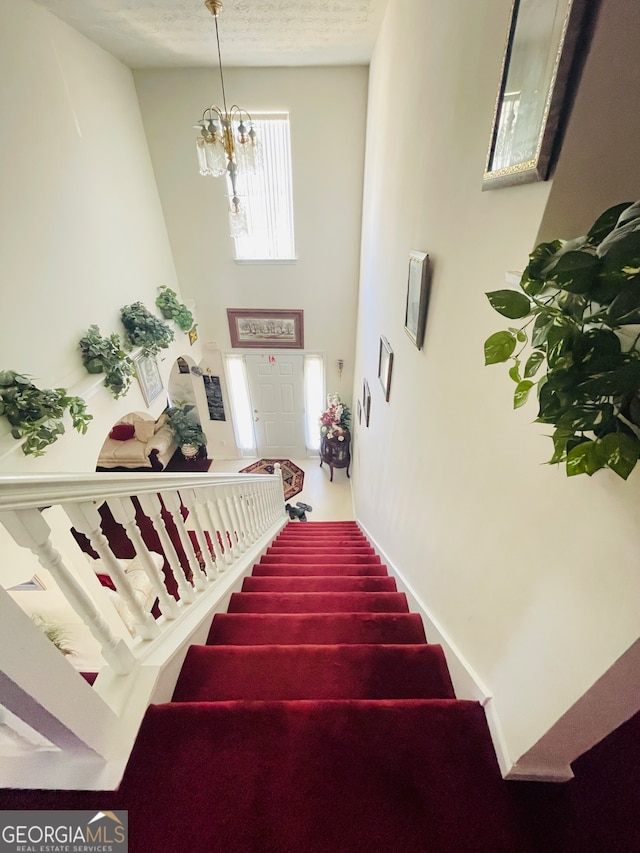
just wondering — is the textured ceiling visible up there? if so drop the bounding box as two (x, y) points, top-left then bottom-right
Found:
(33, 0), (390, 68)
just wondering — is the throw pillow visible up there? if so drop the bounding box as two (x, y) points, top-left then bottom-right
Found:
(131, 413), (156, 443)
(109, 422), (136, 441)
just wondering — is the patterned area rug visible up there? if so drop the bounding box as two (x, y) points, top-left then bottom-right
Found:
(239, 459), (304, 501)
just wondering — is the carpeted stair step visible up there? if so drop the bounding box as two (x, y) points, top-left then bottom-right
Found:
(227, 591), (409, 613)
(266, 548), (377, 559)
(242, 575), (397, 592)
(117, 699), (529, 853)
(274, 525), (371, 545)
(260, 552), (381, 564)
(251, 562), (389, 576)
(206, 612), (428, 645)
(172, 644), (455, 701)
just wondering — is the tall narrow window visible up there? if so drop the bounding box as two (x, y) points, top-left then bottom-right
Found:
(224, 355), (256, 453)
(304, 354), (324, 453)
(229, 114), (296, 261)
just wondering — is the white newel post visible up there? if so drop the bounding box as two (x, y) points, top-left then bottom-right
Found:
(107, 496), (179, 620)
(160, 490), (207, 591)
(0, 509), (136, 675)
(179, 489), (217, 581)
(64, 502), (160, 641)
(136, 492), (195, 604)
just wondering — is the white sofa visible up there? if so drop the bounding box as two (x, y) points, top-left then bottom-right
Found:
(96, 412), (177, 471)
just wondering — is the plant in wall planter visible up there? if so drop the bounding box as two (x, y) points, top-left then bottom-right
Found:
(484, 199), (640, 479)
(155, 286), (194, 333)
(120, 302), (174, 357)
(78, 325), (135, 399)
(0, 370), (92, 457)
(165, 402), (207, 460)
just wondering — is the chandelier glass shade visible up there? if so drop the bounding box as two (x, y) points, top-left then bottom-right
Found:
(194, 0), (260, 236)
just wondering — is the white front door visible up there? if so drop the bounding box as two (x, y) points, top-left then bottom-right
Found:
(245, 353), (307, 457)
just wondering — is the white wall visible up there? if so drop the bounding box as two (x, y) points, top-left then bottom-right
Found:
(353, 0), (640, 777)
(0, 0), (196, 473)
(133, 66), (368, 438)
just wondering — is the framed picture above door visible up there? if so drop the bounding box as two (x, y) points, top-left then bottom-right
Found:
(227, 309), (304, 349)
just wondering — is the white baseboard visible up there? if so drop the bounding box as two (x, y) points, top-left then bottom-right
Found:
(357, 520), (518, 779)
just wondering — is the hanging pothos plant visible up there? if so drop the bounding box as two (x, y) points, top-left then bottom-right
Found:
(0, 370), (92, 457)
(79, 325), (135, 399)
(155, 286), (194, 333)
(120, 302), (174, 357)
(485, 200), (640, 480)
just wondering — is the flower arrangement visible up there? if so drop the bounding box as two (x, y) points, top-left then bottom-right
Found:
(320, 393), (351, 441)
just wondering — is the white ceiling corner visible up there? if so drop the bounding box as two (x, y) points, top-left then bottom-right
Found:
(33, 0), (390, 68)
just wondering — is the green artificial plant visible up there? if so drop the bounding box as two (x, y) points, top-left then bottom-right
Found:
(78, 325), (135, 399)
(155, 286), (194, 333)
(0, 370), (92, 457)
(120, 302), (174, 357)
(165, 402), (207, 450)
(484, 199), (640, 479)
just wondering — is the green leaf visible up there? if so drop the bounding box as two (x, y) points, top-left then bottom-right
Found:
(548, 251), (600, 294)
(516, 329), (527, 343)
(548, 428), (574, 464)
(597, 432), (640, 480)
(531, 311), (554, 348)
(576, 361), (640, 397)
(520, 268), (546, 297)
(514, 380), (535, 409)
(525, 240), (563, 281)
(485, 290), (532, 319)
(484, 331), (517, 365)
(524, 351), (545, 378)
(605, 280), (640, 326)
(557, 292), (587, 321)
(586, 202), (633, 246)
(566, 440), (603, 477)
(557, 403), (615, 432)
(509, 361), (521, 383)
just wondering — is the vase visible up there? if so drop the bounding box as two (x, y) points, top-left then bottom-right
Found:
(181, 444), (199, 460)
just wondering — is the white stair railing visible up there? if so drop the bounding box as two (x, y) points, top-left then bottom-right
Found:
(0, 465), (286, 787)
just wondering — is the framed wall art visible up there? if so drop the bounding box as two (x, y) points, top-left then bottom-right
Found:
(362, 379), (371, 427)
(378, 337), (394, 402)
(134, 354), (164, 406)
(227, 309), (304, 349)
(405, 251), (431, 350)
(202, 374), (226, 421)
(483, 0), (591, 190)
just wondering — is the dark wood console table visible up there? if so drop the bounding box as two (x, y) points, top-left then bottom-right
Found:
(320, 431), (351, 482)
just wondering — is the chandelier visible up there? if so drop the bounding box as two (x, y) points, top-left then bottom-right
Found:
(194, 0), (260, 236)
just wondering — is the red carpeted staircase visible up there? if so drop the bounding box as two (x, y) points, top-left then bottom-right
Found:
(114, 520), (531, 852)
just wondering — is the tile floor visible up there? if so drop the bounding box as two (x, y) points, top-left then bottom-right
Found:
(210, 456), (354, 522)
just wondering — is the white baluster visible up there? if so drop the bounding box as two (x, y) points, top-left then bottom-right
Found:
(242, 484), (260, 541)
(214, 485), (236, 565)
(159, 490), (207, 591)
(225, 490), (246, 553)
(136, 492), (195, 604)
(179, 489), (217, 581)
(205, 487), (232, 572)
(254, 481), (268, 532)
(64, 502), (160, 641)
(234, 484), (255, 544)
(0, 509), (136, 674)
(107, 496), (179, 619)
